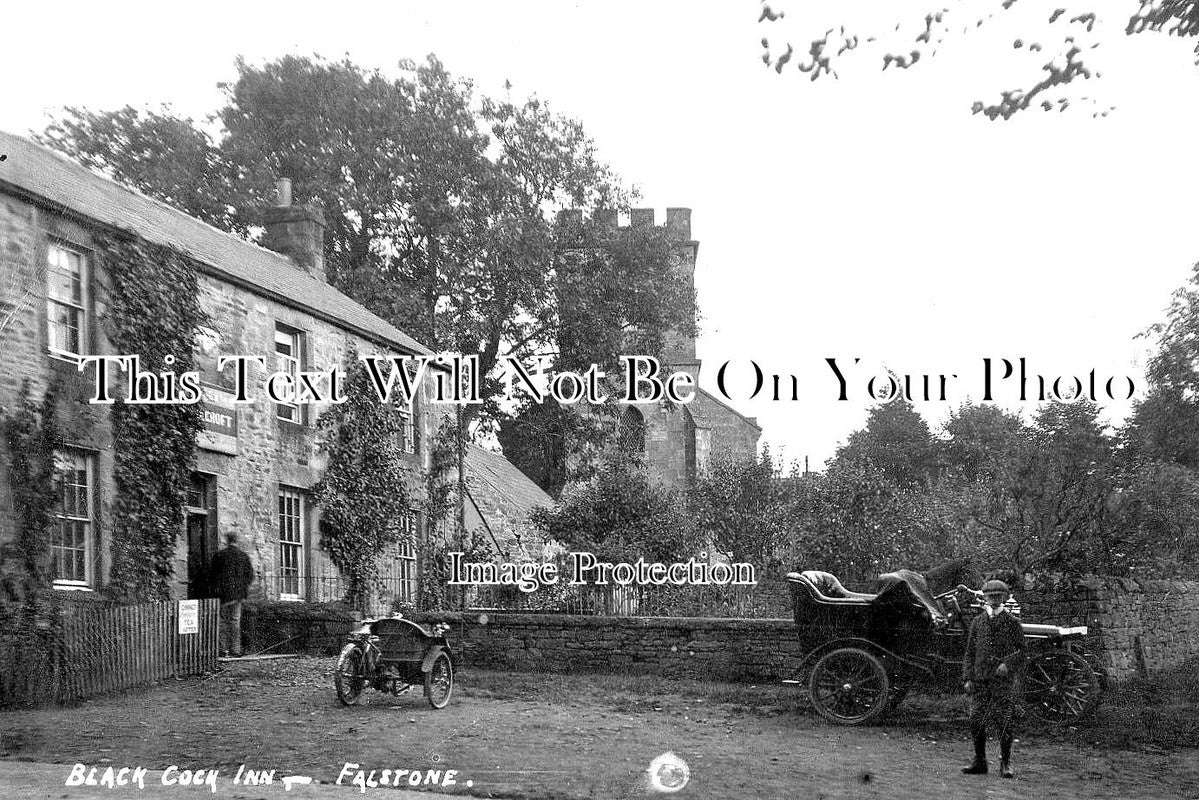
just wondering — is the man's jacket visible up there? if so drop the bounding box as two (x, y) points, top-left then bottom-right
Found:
(962, 609), (1026, 682)
(209, 546), (254, 602)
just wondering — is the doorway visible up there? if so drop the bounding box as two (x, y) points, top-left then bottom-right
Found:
(185, 473), (218, 600)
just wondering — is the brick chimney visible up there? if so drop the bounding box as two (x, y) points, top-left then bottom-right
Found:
(261, 178), (326, 282)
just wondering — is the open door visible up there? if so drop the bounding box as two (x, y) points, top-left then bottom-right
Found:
(185, 473), (218, 600)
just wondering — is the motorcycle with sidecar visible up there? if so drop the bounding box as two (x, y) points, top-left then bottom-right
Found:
(333, 614), (454, 708)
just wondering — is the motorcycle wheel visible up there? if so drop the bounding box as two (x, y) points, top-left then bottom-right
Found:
(335, 643), (367, 706)
(424, 651), (453, 709)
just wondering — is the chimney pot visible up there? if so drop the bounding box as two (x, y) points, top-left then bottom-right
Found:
(263, 185), (325, 282)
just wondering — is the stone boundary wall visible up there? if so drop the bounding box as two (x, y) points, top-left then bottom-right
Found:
(412, 613), (805, 682)
(240, 576), (1199, 684)
(1019, 576), (1199, 682)
(241, 601), (362, 657)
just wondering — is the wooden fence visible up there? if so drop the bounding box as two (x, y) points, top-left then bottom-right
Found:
(60, 598), (220, 700)
(0, 598), (219, 706)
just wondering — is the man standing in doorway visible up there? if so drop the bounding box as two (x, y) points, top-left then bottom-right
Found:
(209, 533), (254, 658)
(961, 579), (1026, 779)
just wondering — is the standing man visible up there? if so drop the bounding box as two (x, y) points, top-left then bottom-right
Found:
(209, 533), (254, 658)
(961, 579), (1025, 779)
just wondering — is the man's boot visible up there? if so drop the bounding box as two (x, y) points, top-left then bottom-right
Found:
(999, 737), (1015, 779)
(961, 731), (988, 775)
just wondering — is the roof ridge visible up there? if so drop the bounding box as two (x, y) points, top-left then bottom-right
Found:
(695, 386), (762, 431)
(10, 131), (300, 269)
(0, 129), (433, 356)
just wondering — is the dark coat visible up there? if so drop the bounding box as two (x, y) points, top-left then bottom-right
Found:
(962, 609), (1026, 682)
(209, 545), (254, 602)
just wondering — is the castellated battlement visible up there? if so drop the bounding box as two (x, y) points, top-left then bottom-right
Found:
(556, 207), (692, 240)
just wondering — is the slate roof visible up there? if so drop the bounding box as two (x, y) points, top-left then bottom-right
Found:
(464, 445), (553, 519)
(690, 387), (762, 431)
(0, 131), (431, 355)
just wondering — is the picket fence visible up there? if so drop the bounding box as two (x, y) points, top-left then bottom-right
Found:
(61, 598), (220, 699)
(0, 598), (219, 706)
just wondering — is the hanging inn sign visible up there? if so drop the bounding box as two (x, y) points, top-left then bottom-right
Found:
(197, 386), (238, 455)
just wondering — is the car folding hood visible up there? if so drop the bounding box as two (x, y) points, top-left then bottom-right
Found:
(874, 569), (946, 623)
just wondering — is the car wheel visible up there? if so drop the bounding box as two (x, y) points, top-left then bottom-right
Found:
(808, 647), (891, 725)
(1019, 650), (1101, 721)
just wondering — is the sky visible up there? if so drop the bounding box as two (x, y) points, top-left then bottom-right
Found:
(4, 1), (1199, 469)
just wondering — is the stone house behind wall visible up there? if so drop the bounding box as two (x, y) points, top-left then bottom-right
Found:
(0, 131), (457, 607)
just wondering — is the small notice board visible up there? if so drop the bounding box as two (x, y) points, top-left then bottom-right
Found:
(178, 599), (199, 635)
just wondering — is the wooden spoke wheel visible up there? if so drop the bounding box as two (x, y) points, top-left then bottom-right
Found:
(424, 651), (454, 709)
(808, 647), (891, 725)
(1020, 650), (1101, 722)
(334, 643), (367, 706)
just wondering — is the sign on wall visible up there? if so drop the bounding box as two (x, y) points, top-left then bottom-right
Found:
(197, 386), (238, 455)
(178, 599), (199, 635)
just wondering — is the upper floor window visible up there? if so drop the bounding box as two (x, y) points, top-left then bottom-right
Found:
(398, 401), (416, 455)
(53, 449), (95, 587)
(274, 325), (303, 423)
(46, 243), (88, 358)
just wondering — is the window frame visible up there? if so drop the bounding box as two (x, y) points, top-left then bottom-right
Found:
(274, 324), (304, 424)
(52, 448), (96, 589)
(382, 509), (418, 605)
(45, 241), (90, 361)
(277, 486), (307, 601)
(398, 399), (417, 455)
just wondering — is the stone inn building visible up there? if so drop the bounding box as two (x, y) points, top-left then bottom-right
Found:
(0, 130), (466, 606)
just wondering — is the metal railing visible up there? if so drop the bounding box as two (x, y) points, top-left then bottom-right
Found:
(465, 581), (793, 619)
(261, 573), (417, 608)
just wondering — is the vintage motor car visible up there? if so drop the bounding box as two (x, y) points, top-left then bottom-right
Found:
(784, 569), (1102, 725)
(334, 614), (454, 708)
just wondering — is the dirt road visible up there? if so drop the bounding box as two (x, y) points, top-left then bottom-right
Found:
(2, 658), (1195, 799)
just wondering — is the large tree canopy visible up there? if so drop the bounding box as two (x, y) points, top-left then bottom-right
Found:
(758, 0), (1199, 119)
(38, 55), (694, 435)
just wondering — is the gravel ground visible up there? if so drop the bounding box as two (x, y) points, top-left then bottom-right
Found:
(1, 657), (1196, 799)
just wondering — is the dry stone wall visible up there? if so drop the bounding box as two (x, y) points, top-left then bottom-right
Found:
(241, 576), (1199, 685)
(1020, 575), (1199, 682)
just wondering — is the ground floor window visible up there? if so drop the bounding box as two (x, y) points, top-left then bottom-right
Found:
(381, 510), (418, 605)
(53, 449), (95, 587)
(278, 486), (306, 600)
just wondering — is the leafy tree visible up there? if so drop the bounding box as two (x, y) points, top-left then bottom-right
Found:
(689, 448), (789, 569)
(495, 399), (586, 498)
(940, 403), (1031, 484)
(758, 1), (1199, 119)
(39, 56), (691, 442)
(313, 353), (413, 609)
(1124, 263), (1199, 467)
(832, 398), (940, 488)
(531, 456), (701, 564)
(938, 401), (1120, 573)
(777, 458), (937, 584)
(40, 106), (241, 231)
(1107, 459), (1199, 573)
